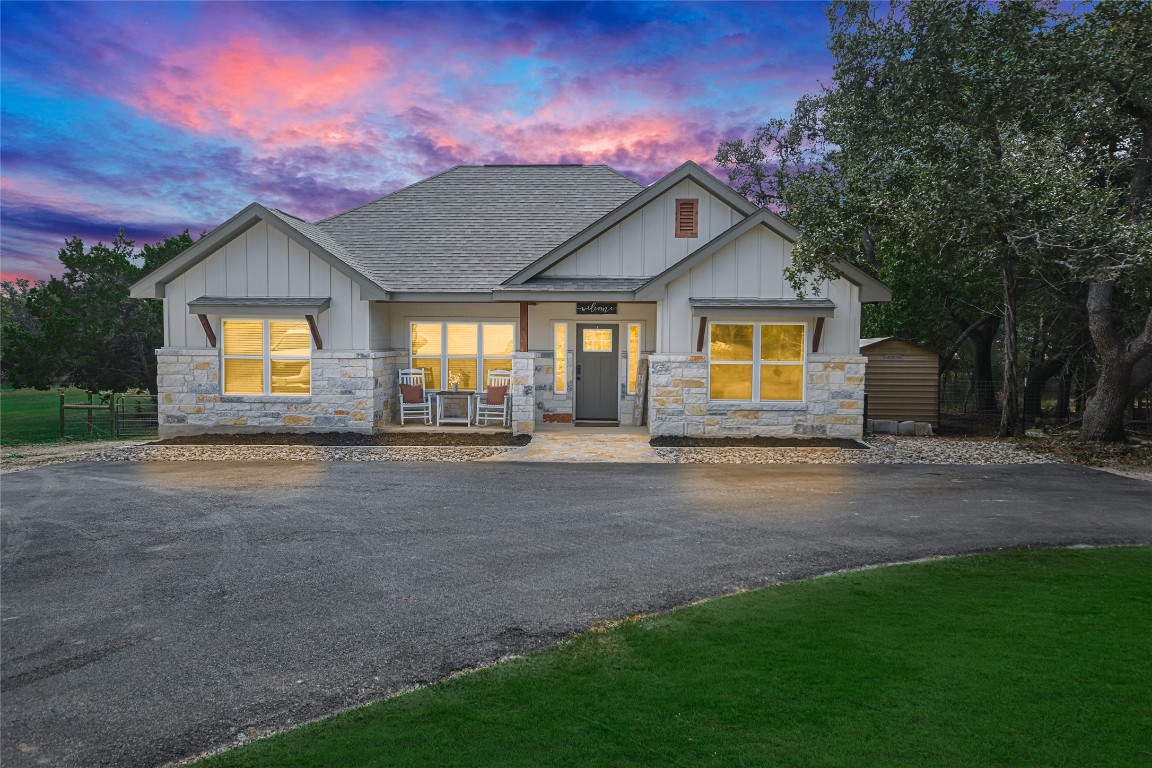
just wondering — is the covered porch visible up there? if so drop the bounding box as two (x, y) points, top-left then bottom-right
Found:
(372, 298), (659, 433)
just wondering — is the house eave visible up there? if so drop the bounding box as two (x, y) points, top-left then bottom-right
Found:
(689, 298), (836, 318)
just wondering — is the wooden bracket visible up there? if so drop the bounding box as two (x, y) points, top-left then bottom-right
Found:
(812, 316), (825, 353)
(197, 314), (217, 348)
(305, 315), (323, 350)
(696, 316), (708, 352)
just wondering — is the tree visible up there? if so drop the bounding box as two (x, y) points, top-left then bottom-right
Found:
(716, 0), (1151, 441)
(0, 230), (193, 394)
(1062, 0), (1152, 440)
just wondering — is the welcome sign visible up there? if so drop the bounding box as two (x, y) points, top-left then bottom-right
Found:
(576, 302), (617, 315)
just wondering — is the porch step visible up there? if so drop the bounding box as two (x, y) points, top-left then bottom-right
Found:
(480, 430), (663, 463)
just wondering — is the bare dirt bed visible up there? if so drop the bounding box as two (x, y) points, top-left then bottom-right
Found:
(153, 432), (531, 447)
(650, 436), (867, 449)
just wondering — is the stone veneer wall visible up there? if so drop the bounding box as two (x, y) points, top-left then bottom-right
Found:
(156, 348), (404, 436)
(531, 351), (571, 423)
(646, 353), (867, 438)
(511, 352), (538, 435)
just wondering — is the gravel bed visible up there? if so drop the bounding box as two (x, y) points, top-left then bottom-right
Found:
(656, 435), (1061, 465)
(153, 431), (529, 447)
(1, 440), (152, 474)
(84, 444), (516, 464)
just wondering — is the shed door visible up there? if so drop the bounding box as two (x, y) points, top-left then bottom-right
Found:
(575, 324), (619, 421)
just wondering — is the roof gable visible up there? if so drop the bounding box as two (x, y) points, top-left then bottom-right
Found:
(504, 161), (757, 285)
(129, 203), (387, 300)
(635, 209), (891, 303)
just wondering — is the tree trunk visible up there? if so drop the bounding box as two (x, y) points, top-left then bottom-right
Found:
(998, 251), (1020, 437)
(1130, 355), (1152, 398)
(940, 312), (997, 379)
(1083, 364), (1133, 441)
(1056, 366), (1073, 420)
(965, 316), (1000, 414)
(1081, 281), (1152, 442)
(1023, 352), (1070, 424)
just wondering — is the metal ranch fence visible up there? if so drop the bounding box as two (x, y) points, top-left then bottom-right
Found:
(59, 393), (158, 440)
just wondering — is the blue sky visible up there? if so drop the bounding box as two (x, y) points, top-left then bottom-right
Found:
(0, 1), (834, 280)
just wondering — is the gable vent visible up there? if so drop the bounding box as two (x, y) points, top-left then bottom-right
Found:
(675, 198), (699, 238)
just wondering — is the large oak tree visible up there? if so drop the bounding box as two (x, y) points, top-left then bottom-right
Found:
(717, 0), (1151, 441)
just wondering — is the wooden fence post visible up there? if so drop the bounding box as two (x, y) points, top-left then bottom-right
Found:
(109, 394), (118, 439)
(86, 391), (93, 436)
(59, 393), (65, 439)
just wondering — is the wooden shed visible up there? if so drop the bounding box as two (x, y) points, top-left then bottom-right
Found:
(860, 337), (940, 425)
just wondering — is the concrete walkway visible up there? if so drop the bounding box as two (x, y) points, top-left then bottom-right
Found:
(482, 424), (664, 462)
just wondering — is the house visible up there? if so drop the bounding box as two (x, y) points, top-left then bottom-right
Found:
(130, 161), (891, 438)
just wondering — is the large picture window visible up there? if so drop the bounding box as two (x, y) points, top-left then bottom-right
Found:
(222, 319), (311, 396)
(410, 322), (514, 391)
(708, 323), (805, 402)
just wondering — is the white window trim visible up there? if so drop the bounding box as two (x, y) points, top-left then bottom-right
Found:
(221, 318), (312, 397)
(707, 321), (807, 403)
(408, 321), (516, 392)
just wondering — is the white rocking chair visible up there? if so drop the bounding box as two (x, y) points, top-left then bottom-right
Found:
(474, 369), (512, 427)
(398, 368), (432, 425)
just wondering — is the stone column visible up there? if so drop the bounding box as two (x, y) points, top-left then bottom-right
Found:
(645, 353), (708, 436)
(511, 352), (538, 435)
(372, 350), (405, 428)
(806, 353), (867, 438)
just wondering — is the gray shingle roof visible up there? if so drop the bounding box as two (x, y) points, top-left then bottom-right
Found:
(313, 165), (644, 292)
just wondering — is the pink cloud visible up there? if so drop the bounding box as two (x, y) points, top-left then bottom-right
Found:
(137, 37), (392, 147)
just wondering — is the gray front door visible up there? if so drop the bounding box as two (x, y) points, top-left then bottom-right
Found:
(575, 324), (619, 421)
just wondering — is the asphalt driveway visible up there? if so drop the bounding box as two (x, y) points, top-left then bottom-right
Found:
(1, 460), (1149, 767)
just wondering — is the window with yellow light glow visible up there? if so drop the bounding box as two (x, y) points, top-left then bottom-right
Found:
(554, 323), (568, 394)
(708, 322), (805, 402)
(222, 319), (311, 395)
(582, 328), (613, 352)
(627, 323), (641, 394)
(410, 321), (515, 391)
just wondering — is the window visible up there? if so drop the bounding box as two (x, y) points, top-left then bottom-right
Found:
(675, 198), (698, 238)
(627, 323), (641, 394)
(222, 319), (311, 395)
(582, 328), (613, 352)
(554, 323), (568, 394)
(410, 322), (514, 391)
(708, 323), (805, 402)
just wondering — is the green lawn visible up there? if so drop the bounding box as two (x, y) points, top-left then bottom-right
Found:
(200, 547), (1152, 768)
(0, 384), (113, 445)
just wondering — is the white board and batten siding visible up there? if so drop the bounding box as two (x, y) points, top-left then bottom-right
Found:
(163, 220), (369, 350)
(543, 179), (742, 279)
(659, 225), (862, 355)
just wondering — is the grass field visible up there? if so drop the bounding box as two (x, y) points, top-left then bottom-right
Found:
(0, 384), (115, 445)
(199, 546), (1152, 768)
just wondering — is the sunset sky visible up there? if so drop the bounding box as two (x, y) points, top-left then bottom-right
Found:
(0, 1), (834, 281)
